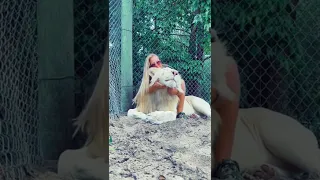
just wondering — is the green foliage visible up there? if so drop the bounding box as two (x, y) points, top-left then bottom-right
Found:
(191, 0), (211, 30)
(132, 0), (211, 100)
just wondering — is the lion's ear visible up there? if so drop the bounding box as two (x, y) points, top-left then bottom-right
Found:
(148, 67), (158, 77)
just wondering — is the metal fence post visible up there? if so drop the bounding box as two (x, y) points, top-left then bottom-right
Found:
(37, 0), (74, 160)
(121, 0), (133, 112)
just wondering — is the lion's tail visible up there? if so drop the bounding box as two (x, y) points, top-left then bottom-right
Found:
(186, 96), (211, 117)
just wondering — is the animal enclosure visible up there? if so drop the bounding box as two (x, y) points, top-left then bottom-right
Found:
(0, 0), (319, 179)
(213, 0), (320, 141)
(109, 0), (212, 117)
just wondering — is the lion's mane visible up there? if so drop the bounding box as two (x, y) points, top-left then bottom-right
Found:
(72, 49), (109, 159)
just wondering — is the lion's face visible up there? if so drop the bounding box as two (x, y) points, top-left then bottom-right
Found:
(149, 67), (181, 89)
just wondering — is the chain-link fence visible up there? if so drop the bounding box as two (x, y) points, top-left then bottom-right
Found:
(132, 0), (212, 105)
(1, 0), (211, 179)
(108, 0), (211, 117)
(72, 0), (109, 146)
(2, 0), (319, 179)
(109, 0), (122, 117)
(0, 0), (109, 179)
(213, 0), (320, 140)
(74, 0), (108, 116)
(0, 1), (41, 179)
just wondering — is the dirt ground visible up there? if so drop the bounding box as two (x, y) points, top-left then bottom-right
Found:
(109, 115), (212, 180)
(21, 115), (320, 180)
(108, 116), (320, 180)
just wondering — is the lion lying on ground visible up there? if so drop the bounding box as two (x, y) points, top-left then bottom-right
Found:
(144, 66), (211, 118)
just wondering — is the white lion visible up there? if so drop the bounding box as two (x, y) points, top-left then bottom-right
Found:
(146, 66), (211, 118)
(149, 67), (184, 94)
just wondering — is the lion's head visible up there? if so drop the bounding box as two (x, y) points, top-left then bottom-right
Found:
(148, 67), (184, 94)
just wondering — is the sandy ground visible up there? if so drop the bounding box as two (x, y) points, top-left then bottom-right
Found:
(109, 115), (212, 180)
(20, 115), (320, 180)
(108, 115), (320, 180)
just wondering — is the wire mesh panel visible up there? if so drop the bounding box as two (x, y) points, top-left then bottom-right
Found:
(109, 0), (122, 117)
(0, 0), (41, 179)
(213, 0), (320, 139)
(132, 0), (211, 104)
(74, 0), (109, 116)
